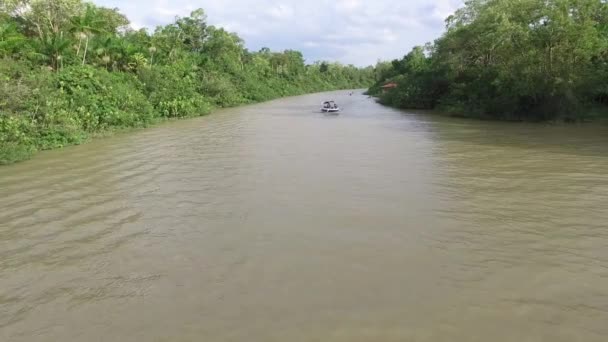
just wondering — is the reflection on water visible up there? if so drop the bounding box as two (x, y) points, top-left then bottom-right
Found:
(1, 91), (608, 341)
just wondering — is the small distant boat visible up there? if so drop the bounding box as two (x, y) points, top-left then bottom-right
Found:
(321, 101), (340, 113)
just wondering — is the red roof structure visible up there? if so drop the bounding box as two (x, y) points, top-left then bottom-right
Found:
(381, 82), (398, 89)
(381, 82), (398, 93)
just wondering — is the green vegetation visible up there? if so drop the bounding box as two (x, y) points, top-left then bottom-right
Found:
(369, 0), (608, 122)
(0, 1), (374, 164)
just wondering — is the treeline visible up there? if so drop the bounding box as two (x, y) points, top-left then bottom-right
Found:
(0, 0), (374, 164)
(369, 0), (608, 121)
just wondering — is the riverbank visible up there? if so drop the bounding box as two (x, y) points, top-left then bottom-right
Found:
(368, 1), (608, 122)
(366, 92), (608, 124)
(0, 63), (365, 165)
(0, 3), (375, 165)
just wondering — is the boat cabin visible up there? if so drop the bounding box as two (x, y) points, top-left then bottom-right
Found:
(323, 101), (338, 109)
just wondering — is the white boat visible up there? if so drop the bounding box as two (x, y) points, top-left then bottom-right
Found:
(321, 101), (340, 113)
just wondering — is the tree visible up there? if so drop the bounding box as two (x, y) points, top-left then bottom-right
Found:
(16, 0), (84, 38)
(69, 3), (104, 65)
(175, 9), (208, 53)
(201, 26), (244, 73)
(35, 30), (71, 70)
(0, 1), (376, 164)
(95, 7), (129, 34)
(371, 0), (608, 120)
(319, 62), (329, 73)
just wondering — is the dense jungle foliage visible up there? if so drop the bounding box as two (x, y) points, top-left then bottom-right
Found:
(369, 0), (608, 122)
(0, 0), (374, 164)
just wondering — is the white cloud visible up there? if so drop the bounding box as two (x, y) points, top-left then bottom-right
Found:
(336, 0), (362, 12)
(303, 41), (320, 48)
(93, 0), (463, 66)
(266, 4), (294, 19)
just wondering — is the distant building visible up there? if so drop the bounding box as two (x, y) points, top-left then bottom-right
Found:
(381, 82), (398, 93)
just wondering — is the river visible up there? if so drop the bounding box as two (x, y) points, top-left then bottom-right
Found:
(1, 90), (608, 341)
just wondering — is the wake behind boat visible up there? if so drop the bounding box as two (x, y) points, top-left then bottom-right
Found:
(321, 101), (340, 113)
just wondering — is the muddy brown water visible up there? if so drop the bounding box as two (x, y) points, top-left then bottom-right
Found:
(1, 91), (608, 341)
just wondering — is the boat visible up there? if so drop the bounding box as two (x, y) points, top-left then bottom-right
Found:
(321, 101), (340, 113)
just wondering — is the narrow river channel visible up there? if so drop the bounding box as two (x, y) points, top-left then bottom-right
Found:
(1, 91), (608, 341)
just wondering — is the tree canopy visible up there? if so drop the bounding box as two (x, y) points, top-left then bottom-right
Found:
(0, 0), (374, 164)
(369, 0), (608, 121)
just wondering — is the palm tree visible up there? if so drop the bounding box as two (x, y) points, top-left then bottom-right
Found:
(148, 46), (156, 66)
(94, 36), (112, 70)
(36, 31), (71, 71)
(96, 36), (138, 71)
(69, 4), (104, 65)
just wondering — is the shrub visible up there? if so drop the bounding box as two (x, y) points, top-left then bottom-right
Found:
(138, 64), (212, 117)
(57, 66), (155, 130)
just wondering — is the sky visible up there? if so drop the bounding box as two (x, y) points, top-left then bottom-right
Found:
(93, 0), (463, 66)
